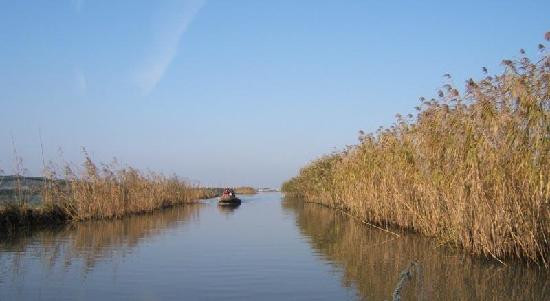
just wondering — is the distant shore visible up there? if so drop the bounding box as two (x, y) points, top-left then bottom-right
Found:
(233, 186), (257, 195)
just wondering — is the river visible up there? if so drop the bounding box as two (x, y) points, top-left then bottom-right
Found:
(0, 192), (547, 300)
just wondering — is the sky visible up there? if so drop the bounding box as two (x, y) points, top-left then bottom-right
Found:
(0, 0), (549, 187)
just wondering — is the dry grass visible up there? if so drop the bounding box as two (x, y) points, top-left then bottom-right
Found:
(0, 152), (219, 233)
(282, 35), (550, 266)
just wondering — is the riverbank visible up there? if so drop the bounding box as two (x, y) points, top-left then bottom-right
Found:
(282, 39), (550, 267)
(0, 155), (221, 235)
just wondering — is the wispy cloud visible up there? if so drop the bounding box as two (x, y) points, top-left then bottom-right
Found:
(136, 0), (206, 94)
(72, 0), (84, 13)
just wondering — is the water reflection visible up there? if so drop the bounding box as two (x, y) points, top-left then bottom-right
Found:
(217, 203), (241, 215)
(0, 204), (201, 282)
(282, 197), (549, 300)
(1, 195), (548, 300)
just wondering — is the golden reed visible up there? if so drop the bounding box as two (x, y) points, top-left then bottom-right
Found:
(1, 151), (219, 234)
(282, 34), (550, 267)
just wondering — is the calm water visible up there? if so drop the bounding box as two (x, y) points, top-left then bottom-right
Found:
(0, 192), (548, 300)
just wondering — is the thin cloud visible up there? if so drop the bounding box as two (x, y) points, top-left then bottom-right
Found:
(72, 0), (84, 13)
(136, 0), (206, 94)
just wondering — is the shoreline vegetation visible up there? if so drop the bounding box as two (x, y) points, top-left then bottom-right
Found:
(282, 34), (550, 267)
(0, 152), (221, 235)
(233, 186), (257, 194)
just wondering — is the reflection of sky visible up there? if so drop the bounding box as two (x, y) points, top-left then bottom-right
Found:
(1, 1), (549, 187)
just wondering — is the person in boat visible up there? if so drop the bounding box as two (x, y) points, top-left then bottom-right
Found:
(223, 188), (235, 197)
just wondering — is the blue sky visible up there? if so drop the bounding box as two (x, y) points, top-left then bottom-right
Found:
(1, 0), (548, 187)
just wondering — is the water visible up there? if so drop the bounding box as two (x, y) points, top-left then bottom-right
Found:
(0, 192), (547, 300)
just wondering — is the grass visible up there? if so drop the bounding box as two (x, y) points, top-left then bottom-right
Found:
(0, 151), (220, 234)
(282, 34), (550, 267)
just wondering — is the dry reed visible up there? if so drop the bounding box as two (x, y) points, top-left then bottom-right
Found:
(282, 34), (550, 266)
(0, 151), (219, 233)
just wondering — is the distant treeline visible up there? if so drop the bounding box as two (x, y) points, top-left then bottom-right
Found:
(0, 152), (222, 234)
(233, 187), (257, 194)
(282, 34), (550, 267)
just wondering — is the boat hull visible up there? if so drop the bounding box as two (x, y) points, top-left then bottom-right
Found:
(218, 196), (241, 205)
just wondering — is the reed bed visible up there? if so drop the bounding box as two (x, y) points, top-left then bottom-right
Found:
(282, 35), (550, 266)
(0, 152), (219, 233)
(233, 186), (257, 194)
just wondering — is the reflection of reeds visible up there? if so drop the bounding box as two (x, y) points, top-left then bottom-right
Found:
(0, 204), (201, 278)
(0, 152), (219, 233)
(282, 35), (550, 266)
(282, 198), (549, 300)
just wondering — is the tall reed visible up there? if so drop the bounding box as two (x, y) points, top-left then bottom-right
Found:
(1, 151), (219, 233)
(282, 34), (550, 266)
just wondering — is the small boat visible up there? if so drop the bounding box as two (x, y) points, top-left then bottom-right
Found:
(218, 196), (241, 205)
(218, 188), (241, 205)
